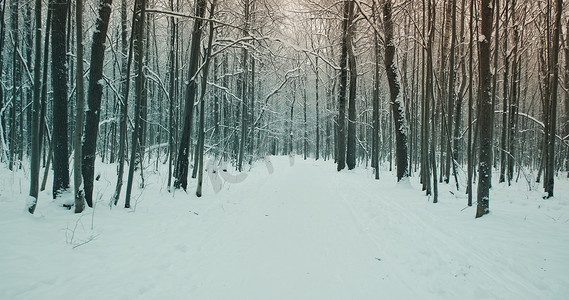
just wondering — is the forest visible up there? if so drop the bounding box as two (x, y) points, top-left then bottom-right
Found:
(1, 0), (568, 214)
(1, 0), (569, 298)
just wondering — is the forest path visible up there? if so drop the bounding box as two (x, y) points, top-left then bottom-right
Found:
(1, 156), (567, 299)
(184, 158), (411, 299)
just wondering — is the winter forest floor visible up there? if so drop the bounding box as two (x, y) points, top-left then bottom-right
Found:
(0, 156), (568, 299)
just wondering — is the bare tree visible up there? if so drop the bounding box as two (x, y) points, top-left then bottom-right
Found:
(74, 0), (86, 213)
(51, 0), (70, 199)
(476, 0), (494, 218)
(28, 0), (42, 214)
(173, 0), (207, 190)
(82, 0), (113, 208)
(383, 0), (409, 181)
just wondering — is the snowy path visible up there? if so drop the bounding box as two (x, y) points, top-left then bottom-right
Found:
(186, 160), (409, 299)
(1, 157), (568, 299)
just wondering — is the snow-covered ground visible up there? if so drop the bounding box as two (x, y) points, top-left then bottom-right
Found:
(1, 156), (568, 299)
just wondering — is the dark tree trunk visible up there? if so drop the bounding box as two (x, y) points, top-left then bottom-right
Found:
(303, 78), (308, 160)
(446, 0), (457, 186)
(315, 55), (320, 160)
(499, 0), (508, 184)
(167, 0), (177, 191)
(28, 0), (42, 214)
(476, 0), (494, 218)
(82, 0), (112, 208)
(111, 0), (133, 205)
(373, 24), (380, 180)
(545, 0), (562, 198)
(466, 0), (474, 207)
(237, 0), (250, 172)
(9, 0), (20, 171)
(0, 0), (5, 162)
(565, 20), (569, 177)
(508, 1), (519, 185)
(346, 0), (357, 170)
(173, 0), (207, 190)
(51, 0), (70, 199)
(73, 0), (86, 213)
(337, 0), (350, 171)
(196, 0), (216, 198)
(384, 0), (409, 181)
(125, 0), (147, 208)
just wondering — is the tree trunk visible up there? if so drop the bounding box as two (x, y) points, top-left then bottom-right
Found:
(476, 0), (494, 218)
(499, 0), (508, 184)
(565, 20), (569, 177)
(0, 0), (5, 161)
(446, 0), (457, 185)
(167, 1), (177, 191)
(196, 0), (216, 198)
(315, 55), (320, 160)
(125, 0), (146, 208)
(337, 0), (350, 171)
(28, 0), (42, 214)
(9, 0), (20, 171)
(508, 0), (519, 185)
(545, 0), (562, 198)
(51, 0), (70, 199)
(237, 0), (250, 172)
(82, 0), (112, 208)
(466, 0), (474, 207)
(173, 0), (207, 190)
(384, 0), (409, 181)
(111, 0), (133, 205)
(372, 2), (380, 179)
(346, 0), (357, 170)
(73, 0), (86, 213)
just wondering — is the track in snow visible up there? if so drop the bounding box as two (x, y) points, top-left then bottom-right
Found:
(1, 156), (567, 299)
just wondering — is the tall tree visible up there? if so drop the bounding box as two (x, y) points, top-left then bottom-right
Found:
(173, 0), (207, 190)
(111, 0), (134, 205)
(196, 0), (216, 197)
(545, 0), (562, 198)
(238, 0), (251, 172)
(476, 0), (494, 218)
(82, 0), (113, 208)
(51, 0), (70, 199)
(74, 0), (86, 213)
(384, 0), (409, 181)
(167, 0), (177, 191)
(372, 0), (380, 179)
(336, 0), (351, 171)
(28, 0), (42, 214)
(346, 0), (357, 170)
(466, 0), (474, 207)
(125, 0), (147, 208)
(9, 0), (19, 171)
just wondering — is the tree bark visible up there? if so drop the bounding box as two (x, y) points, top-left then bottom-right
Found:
(346, 0), (357, 170)
(337, 0), (350, 171)
(74, 0), (86, 213)
(384, 0), (409, 181)
(51, 0), (70, 199)
(82, 0), (113, 208)
(196, 0), (216, 198)
(372, 2), (380, 179)
(28, 0), (42, 214)
(125, 0), (146, 208)
(545, 0), (562, 198)
(238, 0), (250, 172)
(111, 0), (134, 205)
(173, 0), (207, 190)
(9, 0), (20, 171)
(476, 0), (494, 218)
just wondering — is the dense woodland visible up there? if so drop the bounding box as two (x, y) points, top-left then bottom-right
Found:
(0, 0), (567, 217)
